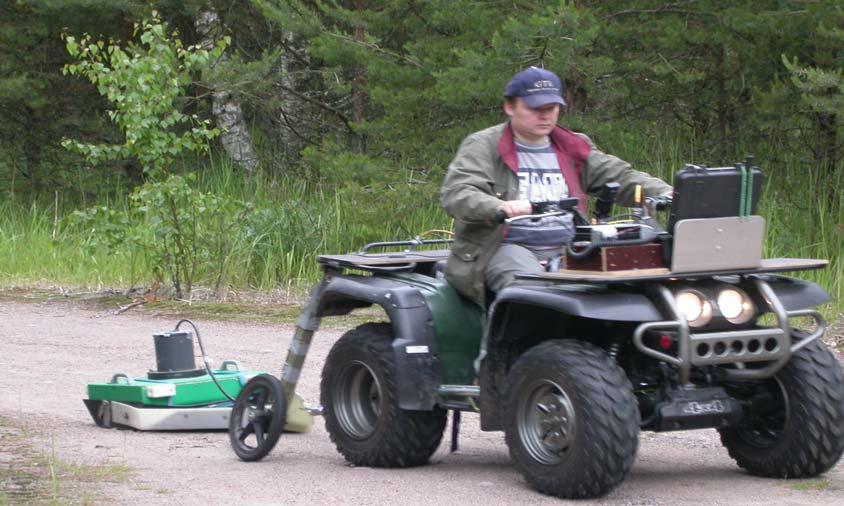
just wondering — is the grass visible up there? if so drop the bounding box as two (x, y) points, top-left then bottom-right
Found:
(785, 479), (831, 492)
(0, 287), (388, 329)
(141, 298), (387, 328)
(0, 162), (448, 294)
(0, 133), (842, 320)
(0, 416), (130, 505)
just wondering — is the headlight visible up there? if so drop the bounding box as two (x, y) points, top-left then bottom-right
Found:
(675, 290), (712, 327)
(717, 288), (754, 324)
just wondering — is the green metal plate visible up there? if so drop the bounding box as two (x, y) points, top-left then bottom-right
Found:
(86, 370), (261, 407)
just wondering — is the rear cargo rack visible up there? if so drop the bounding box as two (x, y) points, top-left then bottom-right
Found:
(358, 238), (453, 254)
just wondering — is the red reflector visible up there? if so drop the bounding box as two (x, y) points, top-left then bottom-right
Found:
(659, 334), (673, 350)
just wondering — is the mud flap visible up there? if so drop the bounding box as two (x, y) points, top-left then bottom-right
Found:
(318, 276), (443, 410)
(390, 299), (442, 411)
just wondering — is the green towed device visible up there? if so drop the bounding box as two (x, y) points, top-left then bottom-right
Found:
(83, 322), (312, 432)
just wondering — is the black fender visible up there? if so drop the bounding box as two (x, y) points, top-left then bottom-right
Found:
(478, 284), (663, 431)
(316, 274), (441, 410)
(486, 283), (663, 352)
(493, 284), (663, 322)
(760, 275), (831, 311)
(486, 275), (831, 339)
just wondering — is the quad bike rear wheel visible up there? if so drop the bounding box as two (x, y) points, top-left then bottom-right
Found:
(719, 339), (844, 477)
(321, 323), (447, 467)
(504, 339), (640, 499)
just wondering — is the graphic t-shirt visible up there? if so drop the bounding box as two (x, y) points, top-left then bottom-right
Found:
(503, 138), (575, 254)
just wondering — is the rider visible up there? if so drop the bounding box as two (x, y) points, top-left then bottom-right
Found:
(440, 67), (673, 306)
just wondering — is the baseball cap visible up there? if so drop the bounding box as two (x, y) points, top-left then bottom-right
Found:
(503, 67), (567, 109)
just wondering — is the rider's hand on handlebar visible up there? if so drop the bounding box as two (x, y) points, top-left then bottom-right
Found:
(645, 194), (673, 211)
(499, 200), (532, 218)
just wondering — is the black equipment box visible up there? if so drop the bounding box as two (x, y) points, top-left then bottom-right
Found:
(668, 164), (762, 232)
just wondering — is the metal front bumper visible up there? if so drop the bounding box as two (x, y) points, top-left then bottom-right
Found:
(633, 277), (826, 382)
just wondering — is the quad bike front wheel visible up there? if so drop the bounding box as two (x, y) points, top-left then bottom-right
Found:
(719, 339), (844, 477)
(504, 339), (640, 499)
(321, 323), (447, 467)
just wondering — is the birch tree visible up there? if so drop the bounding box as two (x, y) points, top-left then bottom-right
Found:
(195, 5), (259, 173)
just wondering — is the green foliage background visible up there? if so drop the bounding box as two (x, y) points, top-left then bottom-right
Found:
(0, 1), (842, 310)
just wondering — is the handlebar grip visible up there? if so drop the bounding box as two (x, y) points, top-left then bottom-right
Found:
(557, 197), (580, 211)
(648, 195), (673, 211)
(530, 198), (580, 214)
(494, 210), (507, 223)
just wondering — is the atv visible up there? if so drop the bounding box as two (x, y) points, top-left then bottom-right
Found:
(229, 161), (844, 499)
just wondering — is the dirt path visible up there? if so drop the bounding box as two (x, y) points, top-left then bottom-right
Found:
(1, 299), (842, 505)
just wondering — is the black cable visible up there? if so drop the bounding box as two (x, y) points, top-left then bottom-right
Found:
(174, 319), (237, 402)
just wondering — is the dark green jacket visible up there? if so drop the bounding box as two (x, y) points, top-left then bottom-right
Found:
(440, 122), (672, 305)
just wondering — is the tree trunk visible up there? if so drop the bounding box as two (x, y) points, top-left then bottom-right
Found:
(716, 43), (733, 160)
(195, 7), (259, 173)
(277, 30), (303, 162)
(22, 106), (43, 193)
(350, 0), (367, 153)
(817, 111), (838, 206)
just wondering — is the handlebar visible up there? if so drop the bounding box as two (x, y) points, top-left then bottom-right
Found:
(502, 210), (569, 224)
(645, 195), (673, 211)
(488, 192), (671, 262)
(493, 194), (671, 225)
(495, 197), (580, 224)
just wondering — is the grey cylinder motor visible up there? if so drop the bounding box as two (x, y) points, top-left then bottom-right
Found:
(149, 330), (205, 379)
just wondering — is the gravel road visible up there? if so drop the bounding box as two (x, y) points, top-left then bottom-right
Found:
(1, 298), (842, 505)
